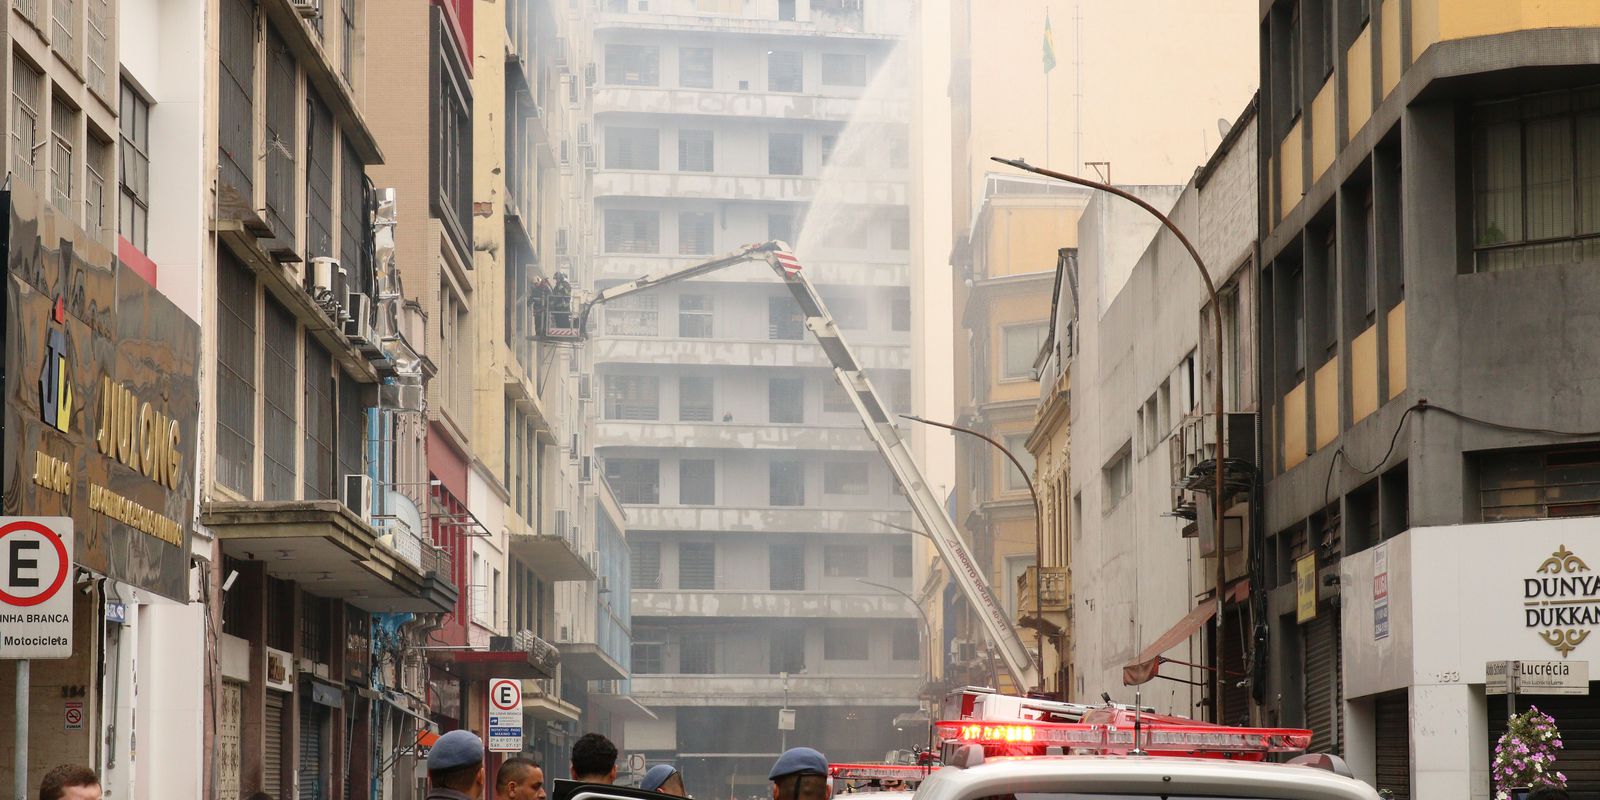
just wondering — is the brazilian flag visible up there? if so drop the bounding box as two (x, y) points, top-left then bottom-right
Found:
(1043, 12), (1057, 73)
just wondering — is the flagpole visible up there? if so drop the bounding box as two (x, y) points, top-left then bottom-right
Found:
(1045, 67), (1051, 166)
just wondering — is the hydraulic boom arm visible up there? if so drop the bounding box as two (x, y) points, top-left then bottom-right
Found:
(573, 242), (1040, 690)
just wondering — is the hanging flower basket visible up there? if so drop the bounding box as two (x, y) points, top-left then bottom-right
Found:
(1492, 706), (1567, 800)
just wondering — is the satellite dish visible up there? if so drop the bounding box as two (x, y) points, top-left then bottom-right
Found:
(1217, 118), (1233, 139)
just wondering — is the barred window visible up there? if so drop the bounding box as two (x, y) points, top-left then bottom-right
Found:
(604, 209), (659, 254)
(264, 25), (297, 244)
(12, 58), (42, 188)
(678, 295), (714, 339)
(336, 373), (366, 507)
(679, 543), (715, 590)
(604, 458), (660, 504)
(679, 129), (713, 172)
(823, 626), (867, 660)
(630, 541), (661, 589)
(767, 50), (802, 93)
(303, 342), (336, 500)
(50, 97), (77, 217)
(823, 462), (868, 495)
(824, 545), (869, 577)
(340, 140), (368, 296)
(769, 544), (804, 591)
(606, 44), (659, 86)
(605, 126), (659, 170)
(770, 460), (805, 506)
(768, 296), (804, 340)
(216, 252), (257, 494)
(218, 0), (255, 200)
(603, 293), (659, 336)
(262, 298), (299, 501)
(604, 375), (659, 420)
(305, 93), (336, 262)
(678, 212), (714, 255)
(85, 134), (111, 241)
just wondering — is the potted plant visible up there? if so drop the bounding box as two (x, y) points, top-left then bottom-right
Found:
(1493, 706), (1568, 800)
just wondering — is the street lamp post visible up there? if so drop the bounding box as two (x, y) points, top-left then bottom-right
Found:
(900, 414), (1046, 695)
(990, 155), (1231, 723)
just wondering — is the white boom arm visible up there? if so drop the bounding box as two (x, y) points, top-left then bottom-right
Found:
(576, 241), (1040, 690)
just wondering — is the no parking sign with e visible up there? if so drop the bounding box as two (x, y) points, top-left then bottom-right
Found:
(487, 678), (523, 752)
(0, 517), (75, 659)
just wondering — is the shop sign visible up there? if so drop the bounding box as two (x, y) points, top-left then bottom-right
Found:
(487, 677), (523, 752)
(2, 184), (201, 602)
(1373, 542), (1390, 640)
(0, 516), (75, 659)
(1295, 553), (1318, 624)
(264, 646), (295, 692)
(1522, 544), (1600, 658)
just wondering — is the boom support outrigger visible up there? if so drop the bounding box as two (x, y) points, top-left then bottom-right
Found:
(545, 241), (1040, 690)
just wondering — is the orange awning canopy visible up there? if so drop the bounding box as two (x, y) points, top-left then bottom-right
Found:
(1122, 579), (1249, 686)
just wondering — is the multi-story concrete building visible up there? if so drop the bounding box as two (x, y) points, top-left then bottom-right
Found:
(947, 175), (1085, 697)
(1255, 1), (1600, 795)
(582, 2), (922, 795)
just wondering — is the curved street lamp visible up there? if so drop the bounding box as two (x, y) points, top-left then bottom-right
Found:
(990, 155), (1231, 721)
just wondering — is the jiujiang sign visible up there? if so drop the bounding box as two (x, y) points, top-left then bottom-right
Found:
(1522, 544), (1599, 658)
(2, 183), (200, 601)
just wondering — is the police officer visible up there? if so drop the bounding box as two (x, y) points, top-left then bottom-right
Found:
(427, 729), (487, 800)
(768, 748), (830, 800)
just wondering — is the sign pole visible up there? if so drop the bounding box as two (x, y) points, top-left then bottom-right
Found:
(14, 659), (29, 800)
(1506, 660), (1518, 721)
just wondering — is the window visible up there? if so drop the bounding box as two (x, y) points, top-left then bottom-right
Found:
(768, 297), (804, 340)
(892, 544), (912, 578)
(823, 381), (853, 413)
(678, 212), (714, 255)
(216, 253), (257, 494)
(117, 83), (151, 249)
(341, 0), (356, 80)
(1103, 446), (1133, 513)
(631, 541), (662, 589)
(604, 127), (659, 170)
(824, 545), (869, 577)
(820, 53), (867, 87)
(218, 0), (255, 199)
(824, 626), (868, 660)
(632, 641), (663, 674)
(888, 133), (909, 169)
(604, 209), (660, 253)
(340, 141), (367, 294)
(606, 44), (659, 86)
(336, 372), (366, 505)
(11, 57), (42, 187)
(820, 134), (837, 165)
(769, 544), (805, 590)
(303, 94), (338, 266)
(767, 50), (802, 92)
(768, 213), (796, 244)
(770, 460), (805, 506)
(604, 375), (659, 420)
(1286, 264), (1306, 380)
(777, 0), (795, 21)
(679, 543), (715, 589)
(769, 378), (805, 423)
(432, 45), (472, 238)
(85, 0), (110, 98)
(84, 134), (110, 239)
(262, 298), (298, 501)
(1473, 87), (1600, 272)
(303, 343), (336, 501)
(821, 292), (866, 329)
(1003, 434), (1036, 492)
(678, 129), (714, 172)
(50, 97), (77, 216)
(679, 375), (713, 421)
(1286, 4), (1303, 121)
(768, 132), (803, 175)
(770, 631), (805, 673)
(679, 47), (713, 88)
(679, 632), (715, 673)
(891, 621), (919, 661)
(889, 215), (910, 250)
(678, 295), (714, 338)
(264, 25), (297, 243)
(891, 293), (911, 331)
(824, 462), (868, 495)
(679, 459), (715, 505)
(1001, 323), (1048, 380)
(1479, 446), (1600, 521)
(604, 293), (659, 336)
(604, 458), (660, 504)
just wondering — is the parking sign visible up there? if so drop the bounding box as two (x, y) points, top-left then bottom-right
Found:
(488, 678), (524, 752)
(0, 517), (75, 659)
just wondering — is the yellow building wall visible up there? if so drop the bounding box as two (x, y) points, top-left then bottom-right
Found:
(1311, 79), (1337, 183)
(987, 295), (1053, 404)
(1381, 0), (1403, 98)
(1279, 121), (1303, 222)
(1415, 0), (1600, 56)
(985, 206), (1081, 279)
(1283, 382), (1309, 471)
(1350, 325), (1380, 423)
(1387, 302), (1407, 398)
(1347, 27), (1373, 137)
(1314, 358), (1340, 450)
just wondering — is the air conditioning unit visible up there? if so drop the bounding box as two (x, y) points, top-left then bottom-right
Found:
(289, 0), (320, 18)
(310, 257), (346, 319)
(344, 293), (372, 341)
(555, 228), (569, 254)
(380, 380), (425, 413)
(597, 575), (611, 593)
(344, 474), (373, 518)
(584, 62), (597, 88)
(577, 374), (591, 399)
(579, 456), (592, 483)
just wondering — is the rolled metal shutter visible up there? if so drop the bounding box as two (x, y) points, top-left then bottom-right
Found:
(1302, 611), (1343, 755)
(1488, 690), (1600, 790)
(264, 693), (285, 799)
(1374, 691), (1410, 800)
(300, 701), (326, 800)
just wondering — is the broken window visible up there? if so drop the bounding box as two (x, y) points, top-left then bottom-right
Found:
(604, 374), (659, 420)
(679, 459), (715, 505)
(679, 631), (716, 673)
(891, 620), (919, 661)
(770, 630), (805, 673)
(823, 462), (868, 495)
(767, 50), (802, 92)
(769, 378), (805, 423)
(768, 296), (804, 340)
(603, 292), (659, 336)
(770, 460), (805, 506)
(604, 457), (660, 504)
(679, 375), (713, 420)
(824, 545), (869, 577)
(679, 543), (716, 589)
(768, 132), (803, 175)
(605, 44), (658, 86)
(823, 626), (868, 660)
(678, 46), (713, 89)
(769, 543), (805, 590)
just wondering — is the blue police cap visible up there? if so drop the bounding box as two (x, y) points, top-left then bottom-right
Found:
(428, 729), (485, 772)
(768, 747), (828, 781)
(641, 764), (679, 791)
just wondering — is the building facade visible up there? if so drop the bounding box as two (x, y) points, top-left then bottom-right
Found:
(583, 2), (923, 796)
(1257, 1), (1600, 796)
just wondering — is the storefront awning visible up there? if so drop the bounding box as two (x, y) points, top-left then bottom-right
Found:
(429, 648), (557, 681)
(1123, 579), (1249, 686)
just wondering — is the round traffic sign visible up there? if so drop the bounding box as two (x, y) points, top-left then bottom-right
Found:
(490, 678), (522, 712)
(0, 519), (71, 607)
